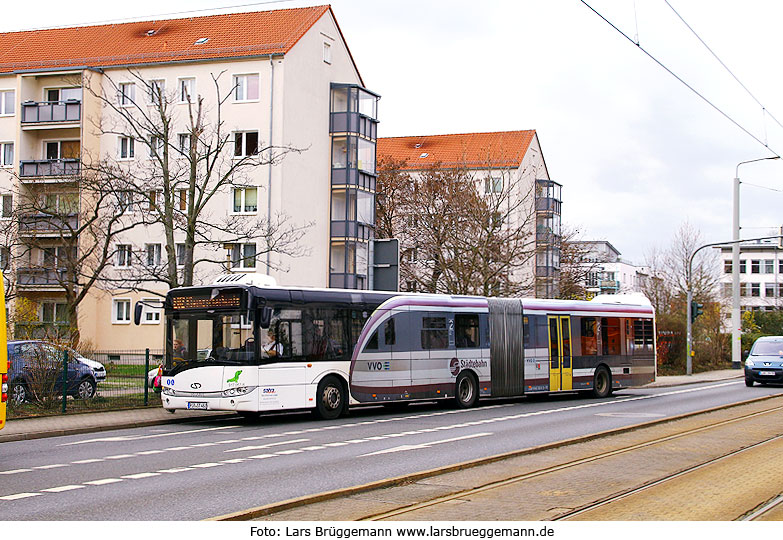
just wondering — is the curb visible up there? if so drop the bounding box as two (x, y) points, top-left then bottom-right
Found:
(0, 411), (235, 444)
(645, 373), (743, 389)
(207, 392), (783, 521)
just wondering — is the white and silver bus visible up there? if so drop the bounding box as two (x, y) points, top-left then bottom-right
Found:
(145, 275), (656, 419)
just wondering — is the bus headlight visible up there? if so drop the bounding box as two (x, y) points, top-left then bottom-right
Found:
(221, 386), (255, 397)
(162, 386), (176, 396)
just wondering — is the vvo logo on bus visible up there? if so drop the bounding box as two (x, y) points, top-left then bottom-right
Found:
(367, 361), (391, 371)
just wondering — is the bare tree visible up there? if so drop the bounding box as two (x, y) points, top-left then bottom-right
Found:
(82, 70), (311, 293)
(556, 225), (599, 300)
(377, 159), (537, 296)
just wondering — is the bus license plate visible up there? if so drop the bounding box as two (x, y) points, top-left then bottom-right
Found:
(759, 371), (776, 376)
(187, 402), (208, 410)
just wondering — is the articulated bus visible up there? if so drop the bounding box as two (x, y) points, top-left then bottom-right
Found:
(1, 282), (8, 431)
(147, 275), (655, 419)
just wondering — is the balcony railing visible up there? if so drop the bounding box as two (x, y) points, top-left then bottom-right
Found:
(17, 267), (66, 287)
(600, 280), (620, 290)
(19, 214), (79, 235)
(19, 159), (80, 178)
(21, 100), (81, 124)
(535, 197), (561, 214)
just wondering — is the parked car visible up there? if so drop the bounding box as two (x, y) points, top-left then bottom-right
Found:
(66, 348), (106, 383)
(6, 340), (98, 404)
(744, 336), (783, 386)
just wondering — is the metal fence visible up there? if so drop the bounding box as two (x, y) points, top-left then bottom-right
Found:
(6, 348), (165, 420)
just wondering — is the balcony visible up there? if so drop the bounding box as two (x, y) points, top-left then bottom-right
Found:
(600, 279), (620, 291)
(17, 267), (66, 290)
(19, 214), (79, 237)
(21, 100), (81, 126)
(330, 112), (377, 139)
(535, 197), (561, 214)
(19, 159), (80, 181)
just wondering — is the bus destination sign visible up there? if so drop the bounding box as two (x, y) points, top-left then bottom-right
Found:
(171, 291), (242, 310)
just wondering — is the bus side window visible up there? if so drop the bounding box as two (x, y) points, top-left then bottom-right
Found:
(385, 317), (396, 346)
(601, 317), (621, 355)
(421, 315), (449, 350)
(455, 313), (479, 348)
(366, 329), (379, 350)
(523, 316), (530, 348)
(581, 317), (597, 355)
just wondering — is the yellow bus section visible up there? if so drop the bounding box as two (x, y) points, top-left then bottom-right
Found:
(0, 282), (7, 431)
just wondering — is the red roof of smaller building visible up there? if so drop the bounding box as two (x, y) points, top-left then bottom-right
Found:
(378, 130), (536, 170)
(0, 6), (331, 74)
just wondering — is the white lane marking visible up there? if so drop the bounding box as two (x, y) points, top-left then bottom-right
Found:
(301, 446), (326, 451)
(41, 485), (85, 493)
(360, 432), (493, 457)
(191, 443), (217, 448)
(136, 450), (165, 455)
(275, 449), (304, 455)
(191, 462), (222, 468)
(121, 472), (160, 480)
(224, 438), (309, 453)
(158, 467), (193, 474)
(248, 454), (276, 459)
(105, 454), (134, 460)
(0, 469), (32, 475)
(59, 425), (242, 446)
(71, 459), (103, 464)
(164, 446), (191, 452)
(0, 493), (41, 500)
(34, 464), (67, 470)
(84, 478), (123, 486)
(220, 459), (247, 464)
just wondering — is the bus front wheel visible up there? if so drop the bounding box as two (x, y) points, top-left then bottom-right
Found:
(315, 376), (345, 420)
(455, 372), (478, 409)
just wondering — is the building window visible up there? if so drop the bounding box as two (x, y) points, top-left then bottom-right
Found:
(765, 283), (776, 297)
(117, 191), (135, 213)
(1, 194), (11, 219)
(116, 244), (132, 267)
(230, 243), (256, 269)
(177, 190), (187, 211)
(112, 299), (131, 324)
(233, 74), (259, 101)
(740, 260), (746, 274)
(234, 131), (259, 157)
(149, 79), (165, 106)
(0, 246), (9, 270)
(119, 137), (135, 159)
(145, 243), (161, 266)
(405, 280), (417, 292)
(751, 283), (760, 297)
(765, 260), (775, 274)
(323, 42), (332, 64)
(42, 302), (68, 324)
(141, 297), (161, 324)
(148, 136), (164, 157)
(484, 176), (503, 194)
(176, 243), (186, 266)
(0, 90), (14, 116)
(178, 78), (195, 103)
(119, 82), (135, 106)
(232, 187), (258, 213)
(751, 260), (760, 274)
(1, 142), (13, 167)
(740, 283), (748, 297)
(724, 260), (732, 274)
(148, 190), (161, 210)
(722, 283), (732, 298)
(178, 133), (191, 154)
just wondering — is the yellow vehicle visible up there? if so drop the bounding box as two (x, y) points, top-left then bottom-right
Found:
(0, 283), (7, 430)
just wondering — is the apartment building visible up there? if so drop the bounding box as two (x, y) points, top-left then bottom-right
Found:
(575, 241), (650, 298)
(377, 130), (560, 297)
(718, 240), (783, 313)
(0, 6), (380, 349)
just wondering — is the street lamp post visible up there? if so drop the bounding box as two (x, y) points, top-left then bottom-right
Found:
(732, 157), (780, 369)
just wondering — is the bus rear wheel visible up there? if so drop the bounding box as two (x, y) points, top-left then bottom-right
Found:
(591, 366), (612, 398)
(455, 372), (478, 409)
(315, 376), (345, 420)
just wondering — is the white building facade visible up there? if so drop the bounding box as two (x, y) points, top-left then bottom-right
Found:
(0, 6), (380, 349)
(577, 241), (650, 297)
(718, 240), (783, 313)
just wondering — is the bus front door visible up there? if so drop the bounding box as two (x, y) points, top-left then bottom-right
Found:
(548, 316), (573, 391)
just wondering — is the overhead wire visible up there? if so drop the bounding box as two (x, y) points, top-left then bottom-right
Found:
(578, 0), (780, 158)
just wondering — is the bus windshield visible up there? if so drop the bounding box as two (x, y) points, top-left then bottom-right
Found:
(167, 311), (256, 371)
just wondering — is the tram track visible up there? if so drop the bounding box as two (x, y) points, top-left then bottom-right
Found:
(360, 402), (783, 521)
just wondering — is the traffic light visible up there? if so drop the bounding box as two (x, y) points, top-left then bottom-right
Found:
(690, 301), (704, 323)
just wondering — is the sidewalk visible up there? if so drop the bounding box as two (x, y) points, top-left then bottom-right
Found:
(0, 369), (744, 443)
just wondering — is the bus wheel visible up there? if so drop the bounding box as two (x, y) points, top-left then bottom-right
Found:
(315, 376), (345, 420)
(455, 372), (478, 409)
(591, 366), (612, 398)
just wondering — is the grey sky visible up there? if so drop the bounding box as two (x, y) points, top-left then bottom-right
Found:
(5, 0), (783, 264)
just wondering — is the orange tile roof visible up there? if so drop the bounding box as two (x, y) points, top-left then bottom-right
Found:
(0, 6), (331, 74)
(378, 130), (536, 170)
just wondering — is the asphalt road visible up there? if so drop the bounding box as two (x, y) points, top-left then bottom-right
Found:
(1, 381), (780, 520)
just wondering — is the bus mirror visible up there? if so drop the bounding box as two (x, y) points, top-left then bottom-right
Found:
(133, 302), (143, 326)
(259, 307), (272, 329)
